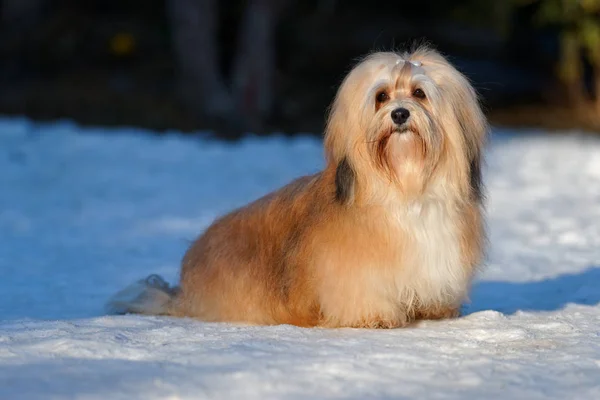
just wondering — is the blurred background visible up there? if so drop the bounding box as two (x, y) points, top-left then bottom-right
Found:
(1, 0), (599, 139)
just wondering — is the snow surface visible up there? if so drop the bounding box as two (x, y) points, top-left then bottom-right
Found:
(1, 117), (599, 399)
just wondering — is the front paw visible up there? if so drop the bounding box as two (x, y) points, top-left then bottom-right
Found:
(414, 306), (460, 321)
(352, 316), (409, 329)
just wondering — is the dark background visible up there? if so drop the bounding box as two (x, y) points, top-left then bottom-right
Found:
(1, 0), (599, 139)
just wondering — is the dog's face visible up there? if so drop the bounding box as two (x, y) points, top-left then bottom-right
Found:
(325, 47), (487, 204)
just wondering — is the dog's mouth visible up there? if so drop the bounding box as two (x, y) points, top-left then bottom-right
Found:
(392, 125), (415, 135)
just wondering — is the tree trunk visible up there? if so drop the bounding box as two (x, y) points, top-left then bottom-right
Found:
(557, 30), (586, 106)
(2, 0), (45, 29)
(231, 0), (289, 130)
(594, 67), (600, 114)
(1, 0), (46, 81)
(166, 0), (233, 118)
(317, 0), (337, 16)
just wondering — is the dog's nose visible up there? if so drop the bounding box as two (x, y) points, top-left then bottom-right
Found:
(391, 108), (410, 125)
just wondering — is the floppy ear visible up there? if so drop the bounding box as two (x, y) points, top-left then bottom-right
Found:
(335, 157), (355, 204)
(457, 106), (486, 202)
(463, 100), (486, 203)
(452, 77), (487, 203)
(469, 153), (483, 202)
(324, 95), (348, 165)
(325, 84), (356, 205)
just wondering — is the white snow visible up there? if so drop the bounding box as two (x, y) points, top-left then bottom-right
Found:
(1, 117), (599, 399)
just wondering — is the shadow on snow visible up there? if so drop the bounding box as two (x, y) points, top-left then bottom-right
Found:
(464, 266), (600, 315)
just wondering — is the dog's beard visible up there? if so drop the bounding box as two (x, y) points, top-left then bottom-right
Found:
(366, 110), (442, 197)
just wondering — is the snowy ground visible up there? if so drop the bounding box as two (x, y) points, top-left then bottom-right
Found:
(1, 117), (599, 399)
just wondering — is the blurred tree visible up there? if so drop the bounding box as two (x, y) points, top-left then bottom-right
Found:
(2, 0), (45, 29)
(517, 0), (600, 110)
(167, 0), (231, 120)
(1, 0), (46, 79)
(450, 0), (513, 36)
(167, 0), (289, 131)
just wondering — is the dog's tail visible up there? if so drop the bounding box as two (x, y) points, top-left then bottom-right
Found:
(105, 274), (179, 316)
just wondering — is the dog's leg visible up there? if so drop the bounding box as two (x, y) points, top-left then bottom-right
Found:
(105, 275), (179, 316)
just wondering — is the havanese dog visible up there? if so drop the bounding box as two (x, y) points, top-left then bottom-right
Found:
(107, 46), (487, 328)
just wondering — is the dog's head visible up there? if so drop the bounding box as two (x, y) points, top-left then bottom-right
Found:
(325, 46), (487, 205)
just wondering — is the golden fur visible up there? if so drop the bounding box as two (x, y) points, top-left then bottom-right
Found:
(108, 46), (488, 328)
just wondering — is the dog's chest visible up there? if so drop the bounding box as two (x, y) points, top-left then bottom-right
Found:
(314, 199), (468, 326)
(390, 200), (466, 304)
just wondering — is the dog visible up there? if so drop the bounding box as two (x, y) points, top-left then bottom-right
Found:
(107, 46), (487, 328)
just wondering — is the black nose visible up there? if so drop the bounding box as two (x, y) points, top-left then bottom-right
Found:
(391, 108), (410, 125)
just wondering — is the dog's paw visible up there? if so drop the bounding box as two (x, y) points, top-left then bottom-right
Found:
(414, 306), (461, 321)
(351, 316), (409, 329)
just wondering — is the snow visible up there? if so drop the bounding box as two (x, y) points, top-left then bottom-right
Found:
(1, 117), (599, 399)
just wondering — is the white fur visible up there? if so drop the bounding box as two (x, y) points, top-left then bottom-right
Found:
(392, 195), (467, 308)
(316, 194), (466, 328)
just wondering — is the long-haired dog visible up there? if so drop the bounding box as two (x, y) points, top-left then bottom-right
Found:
(107, 46), (487, 328)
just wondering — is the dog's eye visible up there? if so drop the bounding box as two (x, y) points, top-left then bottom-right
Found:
(413, 88), (426, 99)
(375, 91), (389, 104)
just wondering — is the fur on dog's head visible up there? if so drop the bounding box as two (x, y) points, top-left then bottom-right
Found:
(325, 46), (487, 205)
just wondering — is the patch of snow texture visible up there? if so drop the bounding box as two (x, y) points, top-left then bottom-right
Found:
(1, 118), (599, 399)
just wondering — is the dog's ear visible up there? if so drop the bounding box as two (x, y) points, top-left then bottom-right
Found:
(450, 74), (487, 204)
(335, 157), (355, 204)
(469, 152), (483, 202)
(459, 102), (486, 203)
